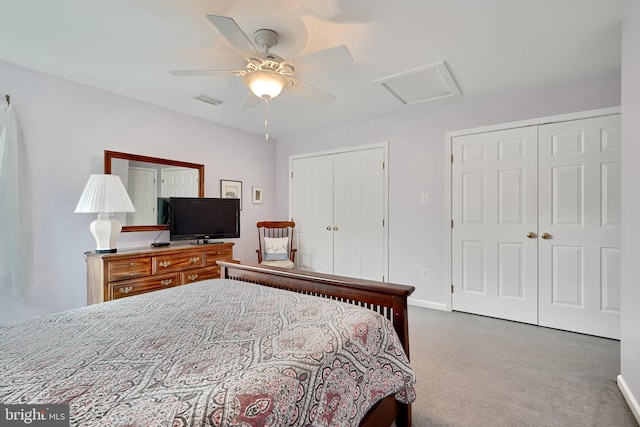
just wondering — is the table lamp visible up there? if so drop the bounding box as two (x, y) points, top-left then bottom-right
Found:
(74, 174), (135, 253)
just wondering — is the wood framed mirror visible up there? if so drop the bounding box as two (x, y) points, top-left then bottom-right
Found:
(104, 150), (204, 232)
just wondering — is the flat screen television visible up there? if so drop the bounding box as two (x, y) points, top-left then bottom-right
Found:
(169, 197), (240, 242)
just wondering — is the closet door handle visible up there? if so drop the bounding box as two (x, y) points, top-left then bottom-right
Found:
(333, 226), (339, 231)
(541, 232), (551, 240)
(526, 232), (536, 239)
(327, 226), (332, 231)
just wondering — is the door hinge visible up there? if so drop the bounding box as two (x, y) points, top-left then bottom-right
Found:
(382, 275), (385, 282)
(382, 219), (385, 227)
(382, 161), (385, 170)
(451, 219), (454, 228)
(451, 284), (454, 293)
(291, 171), (293, 178)
(451, 154), (454, 163)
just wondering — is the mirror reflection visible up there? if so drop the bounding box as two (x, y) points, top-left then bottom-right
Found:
(104, 151), (204, 232)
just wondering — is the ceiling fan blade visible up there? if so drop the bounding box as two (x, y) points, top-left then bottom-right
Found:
(288, 77), (336, 105)
(207, 15), (258, 57)
(169, 69), (236, 77)
(290, 45), (353, 71)
(240, 91), (262, 108)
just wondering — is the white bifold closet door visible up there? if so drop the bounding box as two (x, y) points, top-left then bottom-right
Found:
(291, 154), (335, 274)
(292, 148), (385, 281)
(451, 114), (621, 339)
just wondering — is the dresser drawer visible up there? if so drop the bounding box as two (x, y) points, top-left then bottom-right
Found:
(153, 252), (205, 274)
(181, 266), (221, 284)
(109, 274), (178, 300)
(108, 258), (152, 282)
(205, 246), (233, 266)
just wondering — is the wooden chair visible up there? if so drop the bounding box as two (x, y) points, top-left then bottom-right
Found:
(256, 221), (296, 268)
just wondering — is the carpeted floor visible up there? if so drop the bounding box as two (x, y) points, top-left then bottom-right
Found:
(404, 306), (638, 427)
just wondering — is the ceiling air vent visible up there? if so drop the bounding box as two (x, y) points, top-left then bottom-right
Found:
(374, 61), (461, 106)
(194, 94), (225, 106)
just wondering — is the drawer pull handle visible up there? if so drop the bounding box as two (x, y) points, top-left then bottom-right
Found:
(159, 261), (171, 268)
(129, 262), (134, 266)
(189, 256), (200, 263)
(119, 286), (133, 294)
(187, 274), (198, 281)
(161, 279), (173, 286)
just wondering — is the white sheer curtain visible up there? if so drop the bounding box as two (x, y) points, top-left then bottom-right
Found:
(0, 99), (32, 302)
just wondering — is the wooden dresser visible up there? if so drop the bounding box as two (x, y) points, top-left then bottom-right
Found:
(85, 242), (234, 305)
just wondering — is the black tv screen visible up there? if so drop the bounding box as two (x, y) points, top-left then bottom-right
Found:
(169, 197), (240, 242)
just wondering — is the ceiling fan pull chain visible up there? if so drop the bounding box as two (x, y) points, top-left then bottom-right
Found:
(264, 98), (270, 141)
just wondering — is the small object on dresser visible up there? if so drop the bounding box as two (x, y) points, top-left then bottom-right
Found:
(151, 242), (170, 248)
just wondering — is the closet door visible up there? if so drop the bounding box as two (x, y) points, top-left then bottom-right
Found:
(291, 147), (386, 280)
(333, 148), (385, 280)
(537, 115), (621, 339)
(291, 155), (334, 274)
(451, 127), (539, 324)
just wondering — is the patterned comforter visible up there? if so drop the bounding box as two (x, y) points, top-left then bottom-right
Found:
(0, 279), (416, 426)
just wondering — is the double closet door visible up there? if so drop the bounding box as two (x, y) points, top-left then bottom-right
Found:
(451, 113), (621, 339)
(291, 146), (386, 281)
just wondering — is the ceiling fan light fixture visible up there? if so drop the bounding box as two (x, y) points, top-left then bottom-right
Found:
(244, 70), (288, 99)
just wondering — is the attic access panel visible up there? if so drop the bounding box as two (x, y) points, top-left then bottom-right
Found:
(375, 61), (461, 105)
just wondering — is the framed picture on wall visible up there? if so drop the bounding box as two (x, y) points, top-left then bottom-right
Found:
(252, 187), (263, 204)
(220, 179), (242, 210)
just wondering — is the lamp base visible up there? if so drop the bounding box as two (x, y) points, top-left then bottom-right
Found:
(90, 213), (123, 253)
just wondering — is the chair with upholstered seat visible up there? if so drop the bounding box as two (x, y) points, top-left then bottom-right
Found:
(256, 221), (296, 268)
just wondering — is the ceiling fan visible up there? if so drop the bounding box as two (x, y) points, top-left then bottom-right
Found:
(170, 14), (353, 108)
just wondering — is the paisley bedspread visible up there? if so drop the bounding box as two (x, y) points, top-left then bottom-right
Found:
(0, 279), (416, 426)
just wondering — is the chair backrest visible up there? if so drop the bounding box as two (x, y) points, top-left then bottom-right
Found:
(256, 221), (296, 263)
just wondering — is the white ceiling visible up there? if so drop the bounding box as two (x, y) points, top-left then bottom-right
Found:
(0, 0), (628, 139)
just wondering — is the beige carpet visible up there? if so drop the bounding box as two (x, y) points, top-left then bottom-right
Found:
(404, 306), (638, 427)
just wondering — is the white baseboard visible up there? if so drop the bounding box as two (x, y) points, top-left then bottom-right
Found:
(408, 298), (448, 311)
(618, 374), (640, 424)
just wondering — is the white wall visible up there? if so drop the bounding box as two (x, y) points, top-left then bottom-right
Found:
(276, 72), (621, 306)
(620, 0), (640, 421)
(0, 60), (277, 323)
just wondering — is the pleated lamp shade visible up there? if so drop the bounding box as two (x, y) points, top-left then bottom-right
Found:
(74, 174), (135, 213)
(75, 174), (135, 253)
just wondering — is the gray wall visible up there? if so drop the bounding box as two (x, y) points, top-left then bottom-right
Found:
(621, 0), (640, 421)
(0, 60), (277, 322)
(276, 72), (621, 306)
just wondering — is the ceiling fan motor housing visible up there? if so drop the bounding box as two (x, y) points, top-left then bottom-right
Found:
(254, 29), (278, 51)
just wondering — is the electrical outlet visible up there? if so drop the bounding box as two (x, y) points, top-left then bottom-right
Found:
(420, 268), (429, 280)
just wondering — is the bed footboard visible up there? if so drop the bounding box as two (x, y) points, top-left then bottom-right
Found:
(218, 261), (415, 427)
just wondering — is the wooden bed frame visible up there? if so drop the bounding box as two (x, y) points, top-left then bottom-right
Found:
(218, 261), (416, 427)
